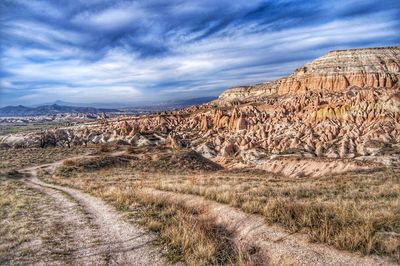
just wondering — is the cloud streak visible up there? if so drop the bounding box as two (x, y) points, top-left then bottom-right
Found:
(0, 0), (399, 106)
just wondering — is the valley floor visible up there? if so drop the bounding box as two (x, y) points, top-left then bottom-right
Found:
(1, 145), (399, 265)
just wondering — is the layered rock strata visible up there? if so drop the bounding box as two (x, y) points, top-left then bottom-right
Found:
(277, 46), (400, 95)
(217, 81), (278, 102)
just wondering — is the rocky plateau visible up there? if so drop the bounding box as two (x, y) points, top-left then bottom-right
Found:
(2, 46), (400, 177)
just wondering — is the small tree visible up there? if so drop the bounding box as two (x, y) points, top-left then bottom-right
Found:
(55, 129), (75, 148)
(38, 130), (57, 148)
(81, 129), (96, 147)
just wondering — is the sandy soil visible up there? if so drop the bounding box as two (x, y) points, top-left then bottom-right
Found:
(257, 156), (378, 177)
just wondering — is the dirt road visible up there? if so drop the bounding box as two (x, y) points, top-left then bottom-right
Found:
(20, 167), (167, 266)
(14, 153), (397, 265)
(144, 188), (397, 266)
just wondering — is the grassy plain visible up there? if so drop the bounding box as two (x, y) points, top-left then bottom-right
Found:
(40, 148), (400, 263)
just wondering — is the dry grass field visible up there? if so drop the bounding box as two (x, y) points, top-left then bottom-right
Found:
(39, 147), (400, 264)
(1, 143), (398, 264)
(0, 174), (79, 264)
(0, 122), (65, 135)
(40, 157), (251, 265)
(155, 169), (400, 261)
(0, 146), (95, 172)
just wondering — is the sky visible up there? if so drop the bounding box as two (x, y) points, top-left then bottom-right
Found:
(0, 0), (399, 107)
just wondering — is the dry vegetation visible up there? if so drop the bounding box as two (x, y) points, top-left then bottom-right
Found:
(127, 146), (222, 172)
(43, 149), (400, 263)
(0, 122), (65, 135)
(101, 187), (247, 265)
(0, 175), (77, 264)
(155, 169), (400, 262)
(0, 146), (95, 172)
(40, 167), (250, 265)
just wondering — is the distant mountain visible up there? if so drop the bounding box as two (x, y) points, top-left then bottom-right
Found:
(40, 97), (217, 109)
(0, 104), (120, 117)
(31, 100), (107, 108)
(166, 97), (217, 106)
(120, 97), (217, 112)
(1, 97), (218, 116)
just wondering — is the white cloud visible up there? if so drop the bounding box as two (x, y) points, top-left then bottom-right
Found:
(3, 20), (88, 49)
(73, 4), (143, 31)
(1, 4), (399, 106)
(16, 85), (141, 103)
(0, 80), (12, 90)
(14, 0), (64, 19)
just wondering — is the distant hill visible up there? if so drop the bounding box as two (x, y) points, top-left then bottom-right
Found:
(1, 97), (218, 117)
(29, 97), (217, 109)
(168, 97), (217, 106)
(0, 104), (120, 117)
(120, 97), (218, 112)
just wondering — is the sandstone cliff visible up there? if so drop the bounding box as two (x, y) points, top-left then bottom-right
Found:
(278, 46), (400, 94)
(217, 81), (278, 102)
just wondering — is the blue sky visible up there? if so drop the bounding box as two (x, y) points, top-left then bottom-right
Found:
(0, 0), (399, 106)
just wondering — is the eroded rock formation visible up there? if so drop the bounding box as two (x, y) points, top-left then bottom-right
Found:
(278, 46), (400, 95)
(3, 46), (400, 176)
(218, 81), (278, 102)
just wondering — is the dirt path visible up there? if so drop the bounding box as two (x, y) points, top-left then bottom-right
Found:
(17, 153), (396, 265)
(145, 188), (396, 266)
(20, 167), (168, 266)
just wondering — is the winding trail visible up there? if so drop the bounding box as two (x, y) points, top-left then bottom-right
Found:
(144, 189), (397, 266)
(18, 153), (397, 265)
(20, 166), (167, 266)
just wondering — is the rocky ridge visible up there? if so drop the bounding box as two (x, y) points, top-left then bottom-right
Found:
(2, 46), (400, 177)
(278, 46), (400, 95)
(217, 81), (278, 102)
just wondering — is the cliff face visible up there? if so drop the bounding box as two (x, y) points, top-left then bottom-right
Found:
(218, 46), (400, 101)
(277, 46), (400, 95)
(217, 81), (278, 102)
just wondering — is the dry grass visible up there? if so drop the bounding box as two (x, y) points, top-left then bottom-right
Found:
(56, 155), (133, 177)
(42, 164), (251, 265)
(0, 180), (37, 263)
(155, 170), (400, 262)
(126, 147), (222, 172)
(101, 186), (246, 265)
(0, 146), (95, 172)
(63, 159), (76, 166)
(47, 153), (400, 263)
(97, 143), (112, 153)
(0, 177), (75, 264)
(0, 122), (64, 135)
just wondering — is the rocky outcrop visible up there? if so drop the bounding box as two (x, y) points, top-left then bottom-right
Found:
(278, 46), (400, 95)
(217, 81), (278, 102)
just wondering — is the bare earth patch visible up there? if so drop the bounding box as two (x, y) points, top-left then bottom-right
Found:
(0, 177), (102, 265)
(21, 168), (168, 265)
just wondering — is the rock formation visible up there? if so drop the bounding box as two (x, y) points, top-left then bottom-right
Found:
(217, 81), (278, 102)
(3, 46), (400, 176)
(278, 46), (400, 95)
